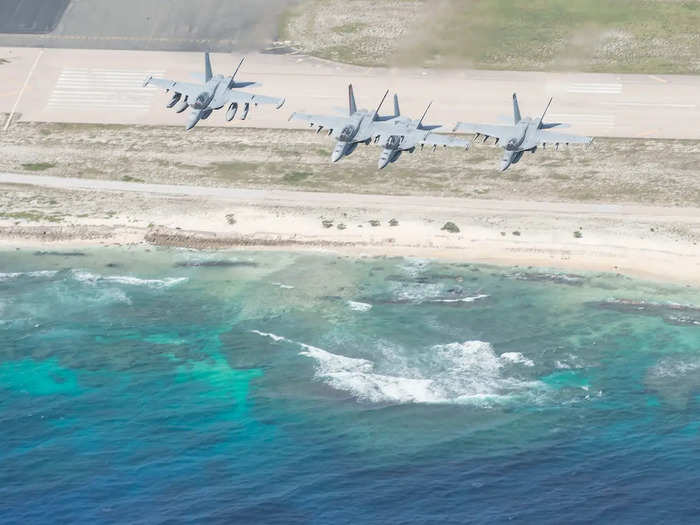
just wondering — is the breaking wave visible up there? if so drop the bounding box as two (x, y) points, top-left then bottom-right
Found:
(71, 270), (187, 289)
(0, 270), (58, 281)
(430, 294), (489, 304)
(500, 352), (535, 367)
(271, 282), (295, 289)
(348, 301), (372, 312)
(251, 331), (541, 406)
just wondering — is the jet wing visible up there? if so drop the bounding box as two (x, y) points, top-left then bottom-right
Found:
(144, 77), (203, 99)
(453, 122), (515, 142)
(289, 112), (352, 132)
(420, 132), (470, 149)
(536, 130), (592, 145)
(226, 90), (285, 109)
(373, 128), (469, 150)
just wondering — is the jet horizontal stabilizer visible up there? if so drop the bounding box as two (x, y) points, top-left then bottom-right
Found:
(230, 81), (260, 89)
(540, 122), (570, 129)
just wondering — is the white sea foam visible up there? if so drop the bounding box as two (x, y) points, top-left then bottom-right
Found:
(500, 352), (535, 367)
(102, 288), (133, 305)
(250, 330), (541, 406)
(72, 270), (187, 289)
(348, 301), (373, 312)
(0, 270), (58, 281)
(393, 282), (444, 303)
(250, 330), (287, 343)
(431, 294), (489, 304)
(647, 356), (700, 407)
(271, 282), (295, 289)
(649, 357), (700, 379)
(399, 258), (430, 278)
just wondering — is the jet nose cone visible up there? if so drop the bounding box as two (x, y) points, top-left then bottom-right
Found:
(377, 158), (389, 170)
(331, 150), (343, 163)
(499, 163), (509, 172)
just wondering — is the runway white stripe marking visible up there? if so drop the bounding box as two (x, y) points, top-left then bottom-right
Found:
(567, 83), (622, 94)
(47, 68), (165, 112)
(54, 90), (153, 96)
(548, 113), (615, 128)
(601, 102), (696, 108)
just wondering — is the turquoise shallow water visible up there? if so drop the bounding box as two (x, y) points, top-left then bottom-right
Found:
(1, 248), (699, 523)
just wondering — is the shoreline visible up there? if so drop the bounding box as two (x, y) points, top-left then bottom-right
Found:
(1, 235), (697, 289)
(1, 173), (698, 289)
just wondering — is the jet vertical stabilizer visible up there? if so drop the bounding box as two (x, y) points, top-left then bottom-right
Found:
(227, 57), (245, 89)
(393, 94), (400, 117)
(417, 101), (432, 129)
(512, 93), (522, 124)
(348, 84), (357, 115)
(204, 52), (213, 82)
(538, 98), (553, 129)
(372, 90), (389, 120)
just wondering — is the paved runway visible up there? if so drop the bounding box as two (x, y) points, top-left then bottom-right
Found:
(0, 0), (69, 34)
(0, 0), (293, 51)
(1, 47), (699, 139)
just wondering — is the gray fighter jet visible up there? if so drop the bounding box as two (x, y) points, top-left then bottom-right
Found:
(289, 85), (394, 163)
(144, 52), (285, 130)
(290, 85), (468, 169)
(454, 93), (592, 171)
(372, 95), (469, 169)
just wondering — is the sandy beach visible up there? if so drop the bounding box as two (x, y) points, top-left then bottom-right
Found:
(2, 172), (698, 287)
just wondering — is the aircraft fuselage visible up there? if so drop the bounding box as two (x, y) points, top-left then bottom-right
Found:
(498, 118), (542, 169)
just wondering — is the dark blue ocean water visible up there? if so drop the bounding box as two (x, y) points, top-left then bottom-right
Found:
(1, 248), (699, 524)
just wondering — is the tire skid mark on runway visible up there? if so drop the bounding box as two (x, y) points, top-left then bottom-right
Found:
(47, 68), (165, 112)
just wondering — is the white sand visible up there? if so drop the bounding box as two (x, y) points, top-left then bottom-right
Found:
(1, 173), (698, 287)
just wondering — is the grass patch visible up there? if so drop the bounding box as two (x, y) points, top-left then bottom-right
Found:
(282, 171), (313, 184)
(315, 44), (372, 64)
(410, 0), (700, 73)
(331, 22), (367, 34)
(209, 161), (259, 178)
(1, 211), (63, 222)
(21, 162), (56, 171)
